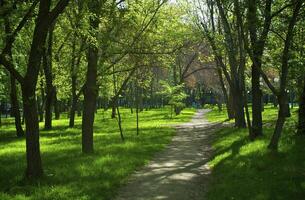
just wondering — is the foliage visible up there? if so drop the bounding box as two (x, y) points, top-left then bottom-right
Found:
(159, 81), (188, 115)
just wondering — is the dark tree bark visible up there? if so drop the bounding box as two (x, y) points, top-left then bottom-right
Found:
(10, 75), (24, 137)
(22, 0), (53, 178)
(54, 87), (60, 119)
(215, 0), (246, 127)
(228, 91), (235, 119)
(22, 84), (43, 178)
(117, 105), (124, 141)
(82, 2), (99, 153)
(69, 91), (77, 127)
(69, 38), (77, 127)
(297, 79), (305, 135)
(231, 85), (246, 127)
(247, 0), (272, 138)
(39, 77), (45, 122)
(43, 24), (55, 130)
(136, 81), (140, 135)
(268, 93), (289, 149)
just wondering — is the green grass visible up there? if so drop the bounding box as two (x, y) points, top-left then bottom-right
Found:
(0, 107), (195, 200)
(205, 106), (230, 122)
(206, 105), (305, 200)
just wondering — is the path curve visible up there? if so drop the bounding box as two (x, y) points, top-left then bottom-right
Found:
(115, 109), (221, 200)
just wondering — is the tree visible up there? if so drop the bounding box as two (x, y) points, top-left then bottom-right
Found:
(159, 81), (187, 117)
(263, 0), (304, 150)
(0, 0), (70, 179)
(82, 0), (100, 153)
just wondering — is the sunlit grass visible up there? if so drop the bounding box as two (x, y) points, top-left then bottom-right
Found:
(206, 105), (305, 200)
(0, 107), (195, 200)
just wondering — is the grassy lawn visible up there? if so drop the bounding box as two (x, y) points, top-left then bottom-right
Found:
(206, 105), (305, 200)
(0, 107), (195, 200)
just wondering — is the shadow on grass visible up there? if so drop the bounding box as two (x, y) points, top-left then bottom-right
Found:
(207, 122), (305, 200)
(0, 107), (195, 200)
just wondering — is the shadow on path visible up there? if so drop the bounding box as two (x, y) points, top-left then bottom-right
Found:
(115, 109), (222, 200)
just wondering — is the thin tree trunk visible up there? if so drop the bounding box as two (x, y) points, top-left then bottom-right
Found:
(136, 82), (139, 135)
(10, 75), (24, 137)
(69, 32), (78, 127)
(39, 79), (45, 122)
(117, 105), (124, 141)
(43, 25), (55, 130)
(54, 88), (60, 119)
(217, 65), (233, 119)
(268, 95), (289, 149)
(69, 93), (77, 127)
(297, 79), (305, 135)
(4, 15), (24, 136)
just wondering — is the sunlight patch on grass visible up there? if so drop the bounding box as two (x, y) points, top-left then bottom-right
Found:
(0, 107), (195, 200)
(206, 105), (305, 200)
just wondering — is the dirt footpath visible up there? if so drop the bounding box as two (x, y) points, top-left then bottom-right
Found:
(115, 109), (221, 200)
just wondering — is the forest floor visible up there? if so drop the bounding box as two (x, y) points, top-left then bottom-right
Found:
(115, 109), (222, 200)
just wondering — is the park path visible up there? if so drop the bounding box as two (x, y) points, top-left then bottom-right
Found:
(115, 109), (221, 200)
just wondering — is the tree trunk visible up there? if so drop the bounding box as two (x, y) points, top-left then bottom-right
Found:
(22, 84), (43, 179)
(21, 0), (69, 179)
(54, 88), (60, 119)
(39, 78), (45, 122)
(69, 94), (77, 127)
(43, 25), (55, 130)
(10, 75), (24, 137)
(77, 101), (82, 116)
(82, 3), (99, 153)
(111, 103), (116, 118)
(136, 83), (139, 135)
(268, 95), (289, 150)
(217, 67), (233, 119)
(297, 80), (305, 135)
(3, 15), (24, 136)
(251, 64), (263, 137)
(227, 90), (235, 119)
(117, 105), (124, 141)
(69, 74), (77, 127)
(232, 86), (246, 127)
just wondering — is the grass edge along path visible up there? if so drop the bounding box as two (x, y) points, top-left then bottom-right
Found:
(0, 107), (195, 200)
(205, 106), (305, 200)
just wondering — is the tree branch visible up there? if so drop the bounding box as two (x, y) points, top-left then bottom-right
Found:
(0, 54), (24, 84)
(49, 0), (70, 23)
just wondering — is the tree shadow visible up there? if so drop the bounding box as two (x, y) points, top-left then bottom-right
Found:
(207, 124), (305, 200)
